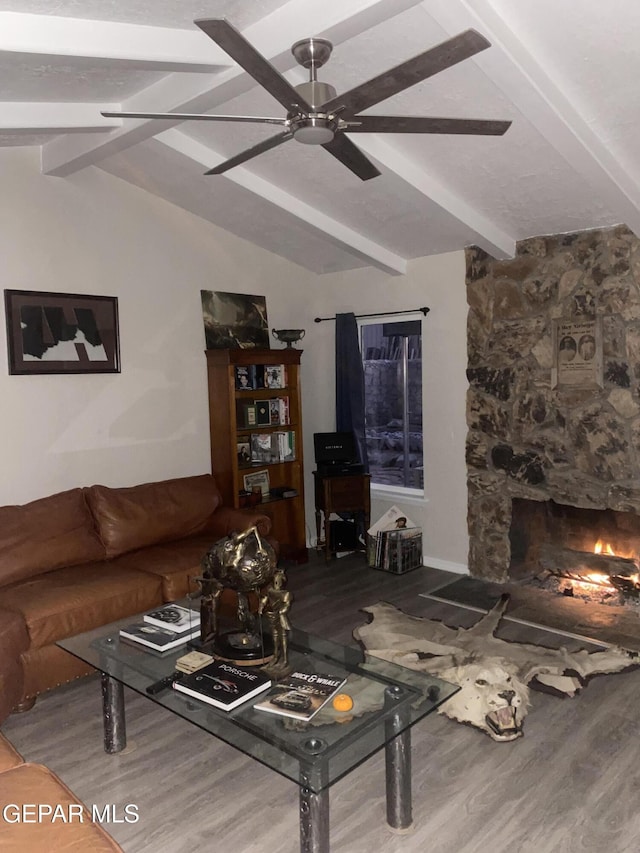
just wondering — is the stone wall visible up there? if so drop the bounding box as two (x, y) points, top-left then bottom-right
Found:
(466, 224), (640, 581)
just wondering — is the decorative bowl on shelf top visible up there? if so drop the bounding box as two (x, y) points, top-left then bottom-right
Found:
(272, 328), (305, 348)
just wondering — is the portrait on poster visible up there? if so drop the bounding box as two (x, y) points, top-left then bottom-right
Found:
(552, 318), (602, 388)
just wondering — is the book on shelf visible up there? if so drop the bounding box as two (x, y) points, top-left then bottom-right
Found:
(275, 430), (295, 462)
(267, 397), (290, 426)
(237, 439), (251, 467)
(255, 399), (271, 426)
(254, 670), (346, 721)
(143, 604), (200, 632)
(235, 365), (255, 390)
(119, 622), (200, 651)
(253, 364), (265, 389)
(269, 485), (298, 499)
(277, 396), (289, 424)
(264, 364), (286, 389)
(250, 431), (296, 464)
(269, 399), (281, 425)
(242, 403), (257, 428)
(173, 660), (271, 711)
(251, 432), (277, 463)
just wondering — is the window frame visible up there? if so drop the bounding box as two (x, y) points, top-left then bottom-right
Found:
(358, 313), (425, 500)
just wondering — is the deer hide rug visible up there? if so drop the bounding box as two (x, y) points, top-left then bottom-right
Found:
(353, 595), (637, 742)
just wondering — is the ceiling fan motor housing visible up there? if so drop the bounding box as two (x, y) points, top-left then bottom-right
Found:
(291, 81), (338, 144)
(294, 81), (337, 110)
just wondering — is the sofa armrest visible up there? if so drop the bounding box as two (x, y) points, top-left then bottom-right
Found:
(0, 609), (29, 723)
(207, 506), (272, 540)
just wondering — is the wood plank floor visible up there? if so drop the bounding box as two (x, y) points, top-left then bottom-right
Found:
(3, 553), (640, 853)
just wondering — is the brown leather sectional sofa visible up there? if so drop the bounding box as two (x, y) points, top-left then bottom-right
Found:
(0, 473), (273, 850)
(0, 473), (272, 712)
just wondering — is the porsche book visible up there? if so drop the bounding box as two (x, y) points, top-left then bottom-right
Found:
(172, 660), (272, 711)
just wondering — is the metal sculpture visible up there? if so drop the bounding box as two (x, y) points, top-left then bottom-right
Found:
(197, 526), (290, 666)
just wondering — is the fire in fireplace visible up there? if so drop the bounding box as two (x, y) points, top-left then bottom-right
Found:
(509, 499), (640, 607)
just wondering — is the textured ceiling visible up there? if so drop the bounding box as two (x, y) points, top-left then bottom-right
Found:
(1, 0), (637, 274)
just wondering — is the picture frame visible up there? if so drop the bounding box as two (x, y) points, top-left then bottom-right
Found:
(243, 468), (270, 497)
(201, 290), (269, 350)
(4, 289), (120, 375)
(551, 317), (603, 389)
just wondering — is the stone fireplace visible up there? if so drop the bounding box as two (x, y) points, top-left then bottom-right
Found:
(465, 224), (640, 584)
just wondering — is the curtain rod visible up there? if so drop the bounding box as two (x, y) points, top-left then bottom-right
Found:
(314, 307), (430, 323)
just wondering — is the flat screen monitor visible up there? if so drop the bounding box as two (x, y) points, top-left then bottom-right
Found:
(313, 431), (357, 465)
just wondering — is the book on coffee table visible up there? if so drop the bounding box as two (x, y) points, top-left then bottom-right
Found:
(143, 604), (200, 633)
(254, 670), (346, 721)
(119, 622), (199, 651)
(173, 660), (271, 711)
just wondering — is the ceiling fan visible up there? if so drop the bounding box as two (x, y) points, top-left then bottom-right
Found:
(103, 18), (511, 181)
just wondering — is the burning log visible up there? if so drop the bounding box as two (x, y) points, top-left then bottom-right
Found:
(539, 543), (639, 589)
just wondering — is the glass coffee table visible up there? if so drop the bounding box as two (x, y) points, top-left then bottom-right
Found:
(58, 612), (458, 853)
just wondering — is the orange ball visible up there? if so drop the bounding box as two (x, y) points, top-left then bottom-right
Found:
(332, 693), (353, 712)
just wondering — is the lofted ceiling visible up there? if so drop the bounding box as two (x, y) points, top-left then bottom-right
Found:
(1, 0), (638, 275)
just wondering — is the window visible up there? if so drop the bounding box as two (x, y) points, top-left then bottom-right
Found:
(360, 318), (423, 491)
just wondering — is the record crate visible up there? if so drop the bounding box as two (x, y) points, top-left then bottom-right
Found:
(366, 527), (423, 574)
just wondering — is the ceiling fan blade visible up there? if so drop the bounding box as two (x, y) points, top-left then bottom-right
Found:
(322, 29), (491, 117)
(195, 19), (311, 113)
(205, 130), (294, 175)
(345, 115), (512, 135)
(101, 111), (289, 126)
(321, 134), (380, 181)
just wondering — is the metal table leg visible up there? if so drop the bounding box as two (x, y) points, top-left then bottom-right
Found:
(385, 688), (413, 832)
(299, 781), (330, 853)
(101, 673), (126, 754)
(299, 737), (330, 853)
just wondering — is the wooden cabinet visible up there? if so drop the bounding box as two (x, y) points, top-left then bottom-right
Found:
(314, 472), (371, 562)
(205, 348), (307, 562)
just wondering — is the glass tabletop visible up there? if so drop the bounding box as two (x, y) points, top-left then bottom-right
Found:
(58, 611), (458, 793)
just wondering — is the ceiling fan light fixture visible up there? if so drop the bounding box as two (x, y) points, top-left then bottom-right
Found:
(291, 116), (335, 145)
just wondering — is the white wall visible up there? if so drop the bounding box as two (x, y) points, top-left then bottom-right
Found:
(298, 253), (469, 573)
(0, 148), (314, 505)
(1, 147), (469, 572)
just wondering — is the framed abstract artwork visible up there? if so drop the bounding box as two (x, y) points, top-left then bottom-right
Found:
(4, 289), (120, 375)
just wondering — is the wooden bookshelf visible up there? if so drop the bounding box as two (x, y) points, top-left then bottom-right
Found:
(205, 348), (307, 562)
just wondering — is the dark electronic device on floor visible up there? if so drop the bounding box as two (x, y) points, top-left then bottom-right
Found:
(329, 520), (360, 551)
(314, 431), (364, 477)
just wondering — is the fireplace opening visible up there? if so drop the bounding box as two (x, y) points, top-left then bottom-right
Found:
(509, 499), (640, 608)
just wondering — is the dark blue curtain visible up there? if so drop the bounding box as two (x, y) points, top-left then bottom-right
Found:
(335, 312), (369, 472)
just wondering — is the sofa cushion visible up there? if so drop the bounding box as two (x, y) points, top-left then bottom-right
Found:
(0, 489), (105, 588)
(2, 563), (163, 648)
(111, 536), (214, 601)
(86, 475), (222, 558)
(0, 763), (124, 851)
